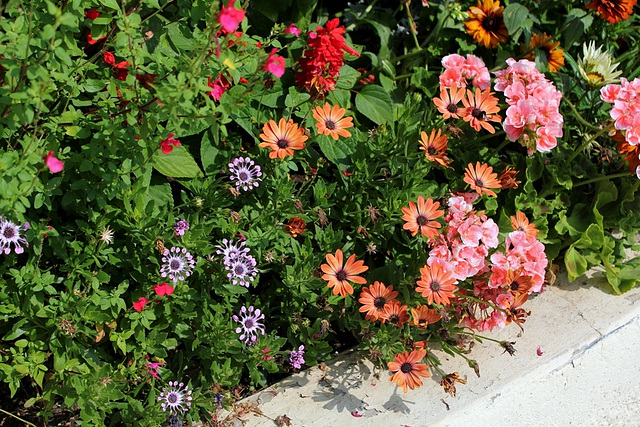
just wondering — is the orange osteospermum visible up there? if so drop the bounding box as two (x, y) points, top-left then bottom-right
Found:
(498, 166), (521, 189)
(410, 305), (442, 329)
(510, 211), (538, 238)
(320, 249), (368, 297)
(463, 162), (502, 197)
(359, 281), (399, 322)
(506, 269), (534, 296)
(380, 300), (410, 327)
(259, 118), (308, 159)
(401, 195), (444, 238)
(616, 136), (640, 173)
(586, 0), (637, 24)
(523, 33), (565, 73)
(433, 84), (466, 120)
(416, 262), (458, 306)
(419, 129), (453, 169)
(464, 0), (509, 49)
(460, 88), (501, 134)
(312, 103), (354, 140)
(388, 349), (431, 393)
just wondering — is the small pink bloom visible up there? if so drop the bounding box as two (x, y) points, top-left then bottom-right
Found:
(263, 48), (285, 78)
(153, 282), (175, 296)
(133, 297), (149, 312)
(160, 133), (180, 154)
(45, 151), (64, 173)
(284, 23), (301, 37)
(208, 73), (231, 101)
(351, 411), (363, 418)
(218, 0), (245, 34)
(147, 361), (165, 379)
(537, 347), (544, 356)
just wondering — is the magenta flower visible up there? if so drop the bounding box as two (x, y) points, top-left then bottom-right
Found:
(217, 0), (245, 33)
(0, 217), (30, 254)
(263, 48), (285, 78)
(147, 361), (165, 379)
(153, 282), (175, 296)
(160, 133), (180, 154)
(225, 254), (257, 287)
(289, 345), (305, 369)
(284, 23), (301, 37)
(233, 305), (265, 345)
(45, 151), (64, 173)
(173, 219), (190, 236)
(228, 157), (262, 192)
(133, 297), (149, 312)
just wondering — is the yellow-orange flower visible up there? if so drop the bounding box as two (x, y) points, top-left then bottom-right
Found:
(510, 212), (538, 238)
(259, 118), (308, 159)
(359, 281), (399, 322)
(586, 0), (637, 24)
(463, 162), (501, 198)
(387, 349), (431, 393)
(312, 103), (354, 140)
(419, 129), (453, 169)
(410, 305), (442, 329)
(320, 249), (368, 298)
(460, 88), (501, 134)
(464, 0), (509, 49)
(416, 262), (458, 306)
(433, 84), (466, 120)
(522, 33), (565, 73)
(380, 300), (410, 327)
(401, 195), (444, 238)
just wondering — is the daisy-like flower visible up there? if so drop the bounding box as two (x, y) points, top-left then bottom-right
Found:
(522, 33), (565, 73)
(225, 254), (257, 287)
(358, 281), (399, 322)
(510, 212), (538, 237)
(464, 0), (509, 49)
(463, 162), (502, 197)
(586, 0), (637, 24)
(233, 305), (266, 345)
(418, 129), (453, 168)
(460, 88), (501, 133)
(173, 219), (190, 236)
(387, 349), (431, 393)
(228, 157), (262, 192)
(0, 217), (30, 255)
(401, 195), (444, 238)
(158, 381), (193, 414)
(433, 84), (466, 119)
(215, 238), (249, 265)
(160, 247), (196, 283)
(416, 262), (458, 306)
(99, 225), (114, 245)
(320, 249), (369, 298)
(259, 118), (308, 159)
(410, 305), (442, 329)
(380, 300), (410, 327)
(312, 103), (354, 140)
(578, 41), (623, 87)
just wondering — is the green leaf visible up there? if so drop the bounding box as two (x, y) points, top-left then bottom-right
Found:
(563, 9), (593, 48)
(503, 4), (529, 38)
(152, 145), (203, 178)
(355, 85), (393, 125)
(200, 128), (221, 175)
(317, 137), (355, 166)
(565, 246), (587, 282)
(167, 24), (196, 51)
(100, 0), (121, 11)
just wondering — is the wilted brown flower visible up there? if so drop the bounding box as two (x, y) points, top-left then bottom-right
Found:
(440, 372), (466, 397)
(367, 204), (381, 224)
(357, 225), (370, 237)
(284, 216), (307, 237)
(293, 199), (304, 212)
(228, 185), (240, 198)
(501, 340), (517, 356)
(316, 208), (328, 227)
(230, 211), (241, 223)
(498, 166), (521, 189)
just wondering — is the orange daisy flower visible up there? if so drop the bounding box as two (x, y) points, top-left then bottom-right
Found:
(464, 0), (509, 49)
(259, 118), (308, 159)
(359, 281), (399, 322)
(503, 292), (531, 331)
(433, 84), (466, 120)
(510, 212), (538, 238)
(616, 136), (640, 173)
(506, 269), (534, 296)
(387, 349), (431, 393)
(522, 33), (565, 73)
(410, 305), (442, 329)
(380, 300), (410, 327)
(416, 262), (458, 306)
(320, 249), (368, 298)
(401, 195), (444, 238)
(460, 88), (501, 134)
(419, 129), (453, 169)
(463, 162), (501, 197)
(586, 0), (637, 24)
(498, 166), (521, 189)
(312, 103), (354, 140)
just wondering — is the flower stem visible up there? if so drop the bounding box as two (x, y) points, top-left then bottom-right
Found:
(573, 171), (633, 188)
(404, 2), (421, 51)
(566, 121), (615, 163)
(0, 408), (37, 427)
(561, 95), (603, 132)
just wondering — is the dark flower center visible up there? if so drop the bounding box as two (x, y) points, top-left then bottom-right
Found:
(431, 281), (440, 291)
(336, 270), (348, 281)
(417, 215), (428, 226)
(400, 362), (413, 373)
(510, 281), (519, 291)
(168, 393), (178, 403)
(244, 319), (254, 328)
(374, 297), (386, 308)
(3, 227), (15, 238)
(170, 260), (181, 270)
(475, 178), (485, 188)
(471, 108), (486, 120)
(427, 146), (437, 155)
(239, 172), (249, 181)
(325, 120), (336, 130)
(483, 16), (498, 31)
(446, 103), (458, 113)
(389, 315), (399, 324)
(235, 265), (245, 275)
(276, 138), (289, 149)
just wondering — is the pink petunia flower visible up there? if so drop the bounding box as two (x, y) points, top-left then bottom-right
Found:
(133, 297), (149, 312)
(218, 0), (245, 33)
(263, 48), (285, 78)
(45, 151), (64, 173)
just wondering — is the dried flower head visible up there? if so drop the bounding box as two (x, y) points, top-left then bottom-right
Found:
(440, 372), (466, 397)
(284, 216), (307, 237)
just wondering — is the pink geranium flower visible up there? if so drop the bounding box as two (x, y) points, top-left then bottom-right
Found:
(133, 297), (149, 312)
(263, 48), (285, 78)
(153, 282), (175, 296)
(218, 0), (245, 33)
(160, 133), (180, 154)
(284, 23), (300, 37)
(45, 151), (64, 173)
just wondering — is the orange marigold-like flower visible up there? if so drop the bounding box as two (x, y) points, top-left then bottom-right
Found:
(510, 211), (538, 238)
(259, 118), (308, 159)
(460, 88), (501, 134)
(380, 300), (410, 327)
(401, 195), (444, 238)
(522, 33), (565, 73)
(410, 305), (442, 329)
(320, 249), (368, 297)
(419, 129), (453, 169)
(463, 162), (502, 198)
(359, 281), (399, 322)
(433, 84), (466, 120)
(312, 103), (354, 140)
(284, 216), (307, 237)
(416, 262), (458, 306)
(586, 0), (637, 24)
(387, 349), (431, 393)
(464, 0), (509, 49)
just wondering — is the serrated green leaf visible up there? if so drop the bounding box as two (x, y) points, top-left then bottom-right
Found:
(565, 246), (587, 282)
(355, 85), (393, 125)
(317, 137), (355, 166)
(100, 0), (121, 11)
(503, 4), (529, 36)
(152, 145), (203, 178)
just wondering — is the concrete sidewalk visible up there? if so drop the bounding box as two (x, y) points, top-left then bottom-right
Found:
(222, 267), (640, 426)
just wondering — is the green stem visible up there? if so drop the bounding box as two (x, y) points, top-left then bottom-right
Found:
(566, 121), (615, 163)
(486, 137), (510, 160)
(393, 48), (429, 63)
(404, 2), (421, 51)
(457, 293), (504, 313)
(0, 407), (37, 426)
(561, 95), (602, 132)
(573, 171), (633, 188)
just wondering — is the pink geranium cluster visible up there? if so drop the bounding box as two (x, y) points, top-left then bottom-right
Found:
(494, 58), (563, 155)
(427, 193), (499, 282)
(439, 54), (490, 90)
(600, 77), (640, 146)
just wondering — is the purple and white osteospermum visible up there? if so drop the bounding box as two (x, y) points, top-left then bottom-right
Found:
(228, 157), (262, 192)
(233, 305), (265, 345)
(289, 345), (305, 369)
(0, 216), (30, 255)
(160, 247), (196, 283)
(173, 219), (190, 236)
(158, 381), (193, 414)
(215, 238), (249, 265)
(225, 254), (257, 287)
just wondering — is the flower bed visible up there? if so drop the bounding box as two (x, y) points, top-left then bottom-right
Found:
(1, 0), (640, 425)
